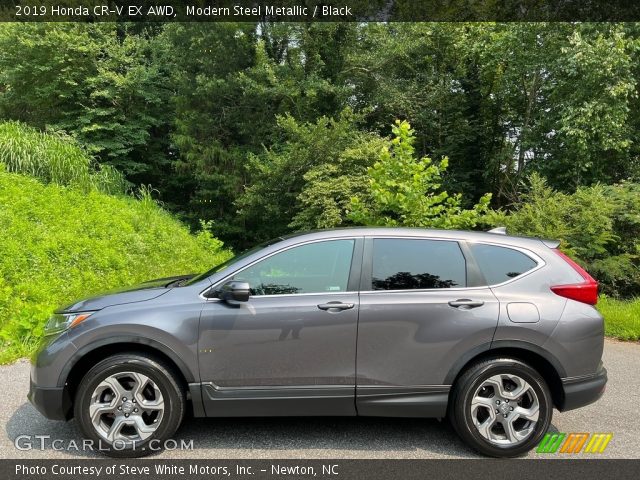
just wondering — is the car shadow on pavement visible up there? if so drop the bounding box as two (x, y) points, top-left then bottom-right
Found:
(4, 402), (553, 459)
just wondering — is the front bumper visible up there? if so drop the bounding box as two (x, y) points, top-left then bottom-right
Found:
(28, 380), (72, 421)
(28, 330), (77, 421)
(558, 364), (607, 412)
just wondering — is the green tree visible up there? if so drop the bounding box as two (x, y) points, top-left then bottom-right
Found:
(348, 23), (639, 204)
(542, 25), (636, 187)
(162, 23), (358, 245)
(472, 23), (637, 197)
(0, 23), (172, 185)
(349, 120), (492, 228)
(239, 109), (385, 240)
(346, 23), (494, 204)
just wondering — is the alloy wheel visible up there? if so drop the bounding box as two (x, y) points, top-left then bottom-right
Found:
(89, 371), (164, 445)
(470, 373), (540, 446)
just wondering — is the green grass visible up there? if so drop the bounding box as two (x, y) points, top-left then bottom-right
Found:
(0, 168), (231, 363)
(598, 297), (640, 341)
(0, 121), (128, 194)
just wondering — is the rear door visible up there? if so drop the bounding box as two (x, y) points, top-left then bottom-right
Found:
(356, 236), (500, 417)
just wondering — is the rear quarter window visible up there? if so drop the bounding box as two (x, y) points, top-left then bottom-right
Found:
(470, 244), (538, 285)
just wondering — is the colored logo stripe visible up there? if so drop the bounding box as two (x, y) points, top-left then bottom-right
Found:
(584, 433), (613, 453)
(537, 433), (566, 453)
(537, 433), (613, 454)
(559, 433), (589, 453)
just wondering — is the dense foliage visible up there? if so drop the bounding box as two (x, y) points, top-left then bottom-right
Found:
(0, 121), (128, 195)
(239, 109), (386, 238)
(2, 23), (639, 245)
(1, 22), (640, 300)
(490, 175), (640, 297)
(0, 165), (230, 362)
(350, 120), (492, 229)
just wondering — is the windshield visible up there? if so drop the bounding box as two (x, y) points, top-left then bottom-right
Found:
(185, 237), (284, 285)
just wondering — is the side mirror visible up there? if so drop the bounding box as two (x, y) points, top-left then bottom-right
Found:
(219, 280), (250, 304)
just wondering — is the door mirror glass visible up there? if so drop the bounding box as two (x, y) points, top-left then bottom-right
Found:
(219, 280), (250, 304)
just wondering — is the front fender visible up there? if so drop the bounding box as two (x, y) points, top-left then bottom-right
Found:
(59, 333), (197, 388)
(60, 297), (203, 387)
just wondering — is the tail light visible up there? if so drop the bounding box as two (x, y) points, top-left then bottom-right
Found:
(550, 250), (598, 305)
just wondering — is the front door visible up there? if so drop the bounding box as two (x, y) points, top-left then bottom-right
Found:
(199, 238), (362, 416)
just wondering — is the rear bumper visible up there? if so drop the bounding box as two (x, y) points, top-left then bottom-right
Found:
(28, 380), (71, 421)
(558, 364), (607, 412)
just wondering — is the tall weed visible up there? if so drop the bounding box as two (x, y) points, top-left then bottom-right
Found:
(0, 121), (128, 194)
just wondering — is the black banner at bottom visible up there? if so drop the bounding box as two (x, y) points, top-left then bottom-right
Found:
(2, 459), (640, 480)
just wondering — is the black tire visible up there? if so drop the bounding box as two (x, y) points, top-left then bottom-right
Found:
(73, 353), (185, 458)
(449, 358), (553, 457)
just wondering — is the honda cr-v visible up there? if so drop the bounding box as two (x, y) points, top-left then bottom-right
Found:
(29, 228), (607, 457)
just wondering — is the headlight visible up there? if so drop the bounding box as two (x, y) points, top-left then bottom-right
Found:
(44, 312), (93, 335)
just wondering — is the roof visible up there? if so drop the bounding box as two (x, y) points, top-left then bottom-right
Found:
(276, 227), (550, 249)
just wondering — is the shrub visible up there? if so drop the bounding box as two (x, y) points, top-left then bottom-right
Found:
(0, 169), (231, 363)
(349, 120), (492, 229)
(491, 174), (640, 297)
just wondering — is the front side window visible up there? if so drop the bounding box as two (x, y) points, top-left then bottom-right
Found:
(231, 239), (355, 296)
(469, 243), (538, 285)
(371, 239), (466, 290)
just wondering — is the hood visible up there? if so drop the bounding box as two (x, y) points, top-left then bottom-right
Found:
(57, 274), (195, 313)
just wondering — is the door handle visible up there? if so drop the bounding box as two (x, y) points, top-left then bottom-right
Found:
(448, 299), (485, 309)
(317, 302), (355, 311)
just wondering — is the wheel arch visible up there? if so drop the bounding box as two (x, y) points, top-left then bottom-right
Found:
(445, 340), (565, 409)
(60, 337), (194, 416)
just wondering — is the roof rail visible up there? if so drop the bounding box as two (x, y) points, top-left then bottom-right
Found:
(488, 226), (507, 235)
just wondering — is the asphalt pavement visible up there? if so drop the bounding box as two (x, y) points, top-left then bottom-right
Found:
(1, 339), (638, 459)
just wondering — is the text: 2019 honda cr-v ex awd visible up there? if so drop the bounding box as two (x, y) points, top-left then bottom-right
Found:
(29, 228), (607, 457)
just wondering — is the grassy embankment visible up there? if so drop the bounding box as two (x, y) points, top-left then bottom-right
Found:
(0, 122), (231, 363)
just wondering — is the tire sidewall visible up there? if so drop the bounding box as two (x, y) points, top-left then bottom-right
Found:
(455, 360), (552, 457)
(74, 355), (184, 457)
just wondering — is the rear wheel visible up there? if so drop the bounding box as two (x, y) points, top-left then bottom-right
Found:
(449, 358), (552, 457)
(74, 353), (185, 458)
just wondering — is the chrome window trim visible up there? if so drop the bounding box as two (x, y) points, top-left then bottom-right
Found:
(200, 235), (546, 299)
(199, 236), (361, 301)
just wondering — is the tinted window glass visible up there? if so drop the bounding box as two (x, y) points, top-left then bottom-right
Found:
(371, 239), (466, 290)
(470, 244), (538, 285)
(232, 239), (355, 296)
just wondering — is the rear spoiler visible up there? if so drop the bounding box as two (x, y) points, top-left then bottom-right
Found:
(487, 226), (560, 248)
(541, 238), (561, 249)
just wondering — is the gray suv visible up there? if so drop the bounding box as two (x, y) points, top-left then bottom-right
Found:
(29, 228), (606, 457)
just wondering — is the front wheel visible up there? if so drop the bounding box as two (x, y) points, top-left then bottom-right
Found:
(74, 353), (185, 458)
(449, 358), (553, 457)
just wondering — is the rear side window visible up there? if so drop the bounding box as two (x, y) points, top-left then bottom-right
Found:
(470, 244), (538, 285)
(371, 239), (466, 290)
